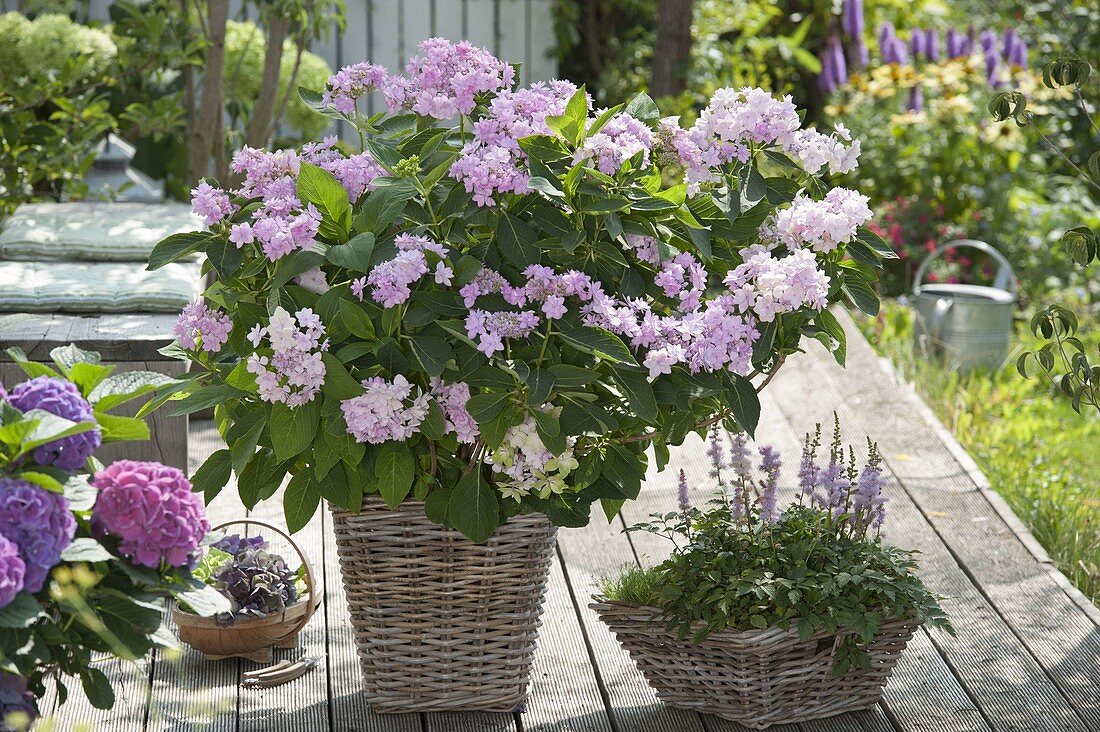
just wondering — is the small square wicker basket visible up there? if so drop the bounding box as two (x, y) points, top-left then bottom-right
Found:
(591, 599), (919, 730)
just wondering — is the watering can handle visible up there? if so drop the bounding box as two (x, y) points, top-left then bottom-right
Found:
(912, 239), (1018, 297)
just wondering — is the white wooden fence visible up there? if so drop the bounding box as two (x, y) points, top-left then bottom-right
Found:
(75, 0), (559, 96)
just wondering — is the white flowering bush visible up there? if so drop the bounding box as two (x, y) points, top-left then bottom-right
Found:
(150, 38), (893, 542)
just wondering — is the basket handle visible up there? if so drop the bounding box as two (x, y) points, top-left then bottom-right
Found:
(912, 239), (1018, 297)
(209, 518), (321, 637)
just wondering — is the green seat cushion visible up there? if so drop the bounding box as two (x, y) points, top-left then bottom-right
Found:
(0, 202), (202, 262)
(0, 261), (201, 313)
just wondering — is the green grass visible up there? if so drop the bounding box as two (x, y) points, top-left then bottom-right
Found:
(598, 563), (663, 607)
(857, 302), (1100, 602)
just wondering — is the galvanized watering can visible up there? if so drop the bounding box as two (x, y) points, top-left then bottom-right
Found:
(912, 239), (1017, 372)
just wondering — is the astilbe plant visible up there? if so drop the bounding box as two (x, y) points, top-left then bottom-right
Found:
(603, 421), (951, 673)
(0, 346), (225, 729)
(150, 37), (895, 543)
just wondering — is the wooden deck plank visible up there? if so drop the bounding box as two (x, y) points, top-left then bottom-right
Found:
(518, 560), (615, 732)
(771, 338), (1090, 731)
(422, 712), (517, 731)
(555, 517), (705, 732)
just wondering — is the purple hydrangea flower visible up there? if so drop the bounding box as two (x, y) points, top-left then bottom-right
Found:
(0, 478), (76, 592)
(387, 38), (515, 119)
(342, 375), (430, 444)
(211, 533), (267, 556)
(7, 377), (102, 471)
(190, 181), (236, 226)
(92, 461), (210, 568)
(0, 673), (35, 730)
(0, 535), (26, 609)
(174, 300), (233, 353)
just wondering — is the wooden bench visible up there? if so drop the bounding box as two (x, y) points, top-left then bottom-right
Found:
(0, 313), (188, 469)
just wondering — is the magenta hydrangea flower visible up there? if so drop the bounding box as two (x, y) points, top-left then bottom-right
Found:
(7, 377), (102, 471)
(0, 672), (35, 730)
(174, 300), (233, 353)
(0, 478), (76, 592)
(0, 535), (26, 609)
(92, 461), (210, 568)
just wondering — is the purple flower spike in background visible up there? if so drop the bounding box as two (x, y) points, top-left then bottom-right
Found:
(0, 478), (75, 593)
(985, 49), (1002, 87)
(0, 535), (26, 610)
(980, 29), (997, 54)
(909, 29), (925, 61)
(92, 461), (210, 569)
(819, 35), (847, 94)
(842, 0), (865, 38)
(877, 21), (895, 50)
(677, 469), (690, 514)
(907, 85), (924, 113)
(925, 29), (939, 61)
(7, 377), (102, 471)
(882, 33), (908, 65)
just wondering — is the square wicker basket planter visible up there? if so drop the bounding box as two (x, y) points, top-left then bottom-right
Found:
(591, 599), (919, 729)
(330, 497), (557, 713)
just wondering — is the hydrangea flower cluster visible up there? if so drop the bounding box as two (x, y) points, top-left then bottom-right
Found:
(576, 112), (654, 175)
(341, 374), (430, 444)
(429, 379), (479, 444)
(487, 409), (579, 501)
(388, 37), (515, 119)
(724, 247), (831, 322)
(7, 376), (102, 471)
(190, 181), (236, 226)
(0, 478), (76, 592)
(768, 188), (874, 253)
(174, 300), (233, 353)
(91, 460), (210, 568)
(658, 87), (861, 193)
(246, 307), (328, 407)
(450, 81), (580, 205)
(321, 61), (390, 114)
(293, 266), (331, 294)
(211, 533), (266, 556)
(352, 234), (448, 307)
(0, 535), (25, 609)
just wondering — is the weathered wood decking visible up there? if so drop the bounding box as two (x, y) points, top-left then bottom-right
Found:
(41, 312), (1100, 732)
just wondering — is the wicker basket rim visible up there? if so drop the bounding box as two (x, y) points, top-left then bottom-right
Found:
(173, 595), (311, 628)
(590, 596), (921, 642)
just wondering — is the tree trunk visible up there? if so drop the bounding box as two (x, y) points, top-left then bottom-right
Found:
(650, 0), (695, 99)
(244, 15), (290, 149)
(188, 0), (230, 185)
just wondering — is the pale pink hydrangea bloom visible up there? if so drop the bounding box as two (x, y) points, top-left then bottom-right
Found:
(294, 267), (330, 294)
(724, 247), (831, 321)
(387, 38), (515, 119)
(352, 233), (447, 308)
(174, 300), (232, 353)
(321, 62), (390, 114)
(246, 306), (328, 407)
(769, 188), (873, 253)
(576, 112), (654, 175)
(341, 375), (430, 444)
(430, 379), (479, 443)
(190, 181), (236, 226)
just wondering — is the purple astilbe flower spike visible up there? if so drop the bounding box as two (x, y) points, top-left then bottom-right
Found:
(853, 442), (888, 535)
(728, 433), (753, 519)
(985, 49), (1002, 87)
(830, 36), (848, 87)
(1001, 29), (1016, 63)
(1010, 37), (1028, 68)
(757, 446), (781, 523)
(854, 34), (870, 69)
(966, 25), (977, 53)
(882, 36), (908, 65)
(677, 469), (690, 514)
(706, 425), (727, 480)
(906, 85), (924, 113)
(797, 428), (821, 504)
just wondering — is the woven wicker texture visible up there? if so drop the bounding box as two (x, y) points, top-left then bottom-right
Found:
(591, 600), (918, 729)
(330, 497), (557, 713)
